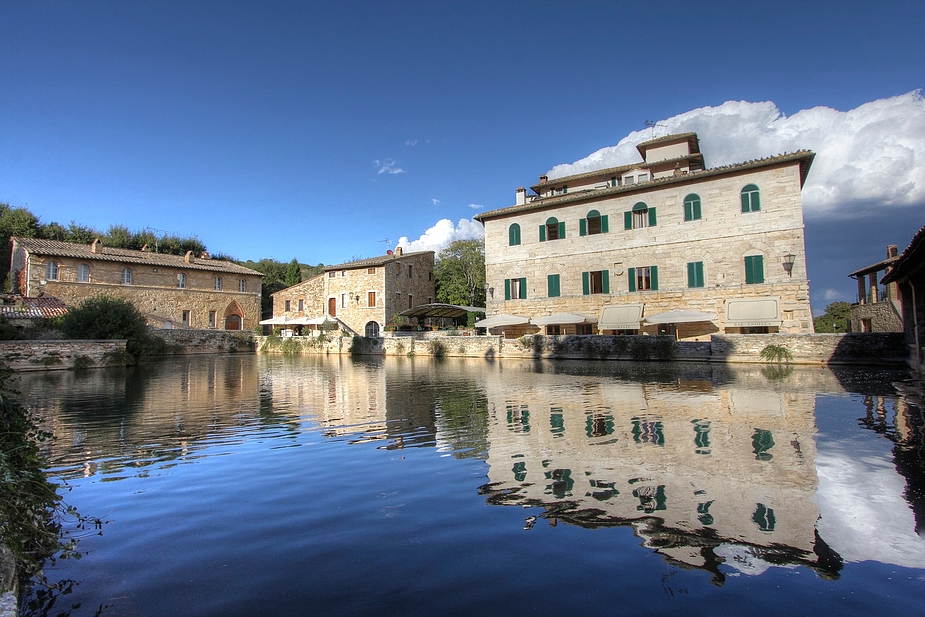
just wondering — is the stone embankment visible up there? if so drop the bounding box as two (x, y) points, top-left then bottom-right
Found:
(0, 339), (128, 371)
(257, 332), (906, 366)
(149, 329), (255, 354)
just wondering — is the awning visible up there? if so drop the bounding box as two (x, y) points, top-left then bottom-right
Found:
(259, 316), (297, 325)
(643, 310), (717, 325)
(398, 303), (485, 319)
(532, 312), (598, 326)
(725, 298), (782, 327)
(294, 316), (338, 326)
(474, 314), (531, 328)
(597, 304), (644, 330)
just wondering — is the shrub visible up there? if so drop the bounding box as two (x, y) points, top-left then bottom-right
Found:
(429, 339), (446, 358)
(760, 343), (793, 363)
(72, 355), (95, 370)
(58, 295), (156, 362)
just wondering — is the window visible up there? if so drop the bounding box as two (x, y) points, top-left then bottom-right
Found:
(368, 268), (376, 274)
(580, 210), (609, 236)
(239, 279), (247, 292)
(408, 294), (413, 309)
(121, 268), (133, 285)
(209, 311), (216, 328)
(45, 261), (59, 280)
(638, 174), (649, 183)
(582, 270), (609, 295)
(177, 273), (187, 289)
(340, 271), (346, 277)
(546, 325), (561, 335)
(214, 277), (223, 291)
(744, 255), (765, 284)
(547, 274), (560, 298)
(408, 265), (413, 278)
(298, 299), (304, 311)
(368, 291), (376, 307)
(624, 202), (656, 230)
(611, 176), (619, 187)
(687, 261), (705, 288)
(509, 223), (521, 246)
(328, 271), (335, 278)
(624, 175), (635, 185)
(182, 310), (191, 327)
(741, 184), (760, 212)
(505, 278), (527, 300)
(539, 217), (565, 242)
(684, 194), (702, 221)
(365, 321), (380, 337)
(577, 324), (593, 335)
(285, 300), (291, 311)
(77, 264), (90, 283)
(341, 293), (346, 308)
(628, 266), (658, 291)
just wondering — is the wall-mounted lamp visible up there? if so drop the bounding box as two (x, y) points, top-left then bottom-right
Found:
(782, 253), (796, 277)
(487, 286), (494, 299)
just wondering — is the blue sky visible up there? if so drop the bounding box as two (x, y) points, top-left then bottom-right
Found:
(1, 1), (923, 312)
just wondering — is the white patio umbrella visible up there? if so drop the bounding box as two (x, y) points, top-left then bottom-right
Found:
(643, 310), (717, 324)
(532, 312), (598, 326)
(474, 314), (531, 328)
(259, 316), (295, 325)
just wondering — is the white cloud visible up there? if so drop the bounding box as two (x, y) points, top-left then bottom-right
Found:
(405, 139), (418, 146)
(822, 288), (845, 301)
(431, 198), (441, 205)
(374, 159), (404, 175)
(468, 203), (483, 209)
(547, 91), (925, 219)
(396, 218), (484, 254)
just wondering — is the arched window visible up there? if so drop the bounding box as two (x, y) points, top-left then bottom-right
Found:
(509, 223), (521, 246)
(45, 261), (59, 280)
(77, 264), (90, 282)
(121, 268), (133, 285)
(625, 202), (656, 230)
(365, 321), (380, 337)
(214, 276), (223, 291)
(741, 184), (760, 212)
(683, 194), (701, 221)
(177, 272), (187, 289)
(540, 217), (564, 241)
(581, 209), (608, 236)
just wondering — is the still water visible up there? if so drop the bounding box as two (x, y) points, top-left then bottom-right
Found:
(13, 355), (925, 616)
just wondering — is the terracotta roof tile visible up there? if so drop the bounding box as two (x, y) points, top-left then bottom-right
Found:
(324, 250), (434, 271)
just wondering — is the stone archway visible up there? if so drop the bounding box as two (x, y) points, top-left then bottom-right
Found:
(224, 300), (244, 330)
(365, 321), (380, 337)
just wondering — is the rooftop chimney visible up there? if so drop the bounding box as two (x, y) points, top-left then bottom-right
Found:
(90, 238), (102, 254)
(395, 246), (403, 256)
(201, 251), (210, 259)
(184, 250), (194, 263)
(539, 175), (548, 184)
(888, 245), (899, 258)
(516, 186), (526, 205)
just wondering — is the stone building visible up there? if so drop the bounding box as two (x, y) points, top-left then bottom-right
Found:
(474, 133), (815, 340)
(848, 245), (903, 333)
(271, 247), (435, 337)
(10, 237), (263, 330)
(881, 226), (925, 374)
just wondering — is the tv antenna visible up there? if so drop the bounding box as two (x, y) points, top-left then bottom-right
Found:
(644, 120), (667, 139)
(380, 238), (392, 252)
(145, 227), (168, 253)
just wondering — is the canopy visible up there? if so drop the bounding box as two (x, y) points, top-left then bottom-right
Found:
(597, 304), (644, 330)
(643, 310), (717, 325)
(474, 314), (531, 328)
(725, 298), (782, 327)
(398, 303), (485, 319)
(259, 316), (296, 325)
(532, 312), (598, 326)
(296, 316), (338, 325)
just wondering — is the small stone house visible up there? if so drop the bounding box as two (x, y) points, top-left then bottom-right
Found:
(847, 245), (903, 333)
(474, 132), (815, 340)
(10, 237), (264, 330)
(271, 247), (435, 337)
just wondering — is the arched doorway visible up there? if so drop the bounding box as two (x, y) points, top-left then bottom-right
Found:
(224, 300), (244, 330)
(365, 321), (380, 337)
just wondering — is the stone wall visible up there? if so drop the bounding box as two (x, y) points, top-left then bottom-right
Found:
(150, 329), (256, 354)
(849, 301), (902, 333)
(256, 332), (906, 366)
(0, 339), (128, 371)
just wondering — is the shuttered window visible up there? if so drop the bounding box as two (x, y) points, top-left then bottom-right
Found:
(547, 274), (560, 298)
(745, 255), (765, 284)
(580, 210), (609, 236)
(505, 277), (528, 300)
(581, 270), (609, 295)
(509, 223), (521, 246)
(628, 266), (658, 291)
(625, 203), (656, 229)
(741, 184), (761, 212)
(687, 261), (705, 288)
(684, 194), (702, 221)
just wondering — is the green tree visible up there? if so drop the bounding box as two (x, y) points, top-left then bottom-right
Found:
(813, 301), (851, 333)
(285, 258), (302, 287)
(435, 238), (486, 308)
(103, 224), (133, 248)
(59, 295), (162, 360)
(66, 221), (98, 244)
(0, 203), (41, 291)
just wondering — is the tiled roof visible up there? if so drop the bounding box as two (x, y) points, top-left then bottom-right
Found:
(848, 255), (901, 278)
(0, 295), (69, 320)
(324, 250), (434, 271)
(881, 225), (925, 284)
(636, 131), (699, 150)
(13, 237), (264, 276)
(475, 150), (815, 223)
(530, 163), (639, 192)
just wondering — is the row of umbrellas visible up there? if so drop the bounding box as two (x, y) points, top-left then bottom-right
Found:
(474, 310), (717, 329)
(258, 315), (339, 326)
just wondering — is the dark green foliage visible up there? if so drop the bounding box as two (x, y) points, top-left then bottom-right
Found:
(760, 343), (793, 363)
(435, 239), (486, 308)
(285, 258), (302, 287)
(58, 295), (164, 361)
(813, 301), (850, 333)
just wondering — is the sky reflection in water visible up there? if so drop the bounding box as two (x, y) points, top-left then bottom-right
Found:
(15, 355), (925, 616)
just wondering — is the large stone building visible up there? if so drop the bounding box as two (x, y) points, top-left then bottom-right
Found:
(474, 133), (815, 340)
(10, 237), (263, 330)
(271, 247), (435, 337)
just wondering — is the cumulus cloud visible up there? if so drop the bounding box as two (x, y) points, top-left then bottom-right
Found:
(405, 139), (418, 146)
(431, 198), (441, 205)
(374, 159), (404, 175)
(547, 91), (925, 218)
(468, 203), (483, 210)
(396, 218), (484, 254)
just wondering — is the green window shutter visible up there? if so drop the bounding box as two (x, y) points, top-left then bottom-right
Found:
(558, 222), (565, 238)
(687, 262), (696, 288)
(520, 277), (527, 299)
(579, 218), (587, 236)
(741, 191), (749, 213)
(752, 191), (760, 211)
(505, 279), (511, 300)
(753, 256), (764, 283)
(548, 274), (560, 297)
(628, 268), (636, 292)
(624, 211), (632, 230)
(650, 266), (658, 290)
(539, 225), (546, 242)
(648, 207), (657, 227)
(694, 200), (701, 220)
(696, 262), (704, 287)
(745, 256), (753, 284)
(600, 215), (609, 233)
(601, 269), (610, 294)
(582, 271), (590, 295)
(563, 185), (567, 194)
(684, 202), (693, 221)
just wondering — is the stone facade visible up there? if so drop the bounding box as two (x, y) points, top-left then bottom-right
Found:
(474, 134), (815, 340)
(10, 238), (263, 330)
(150, 329), (255, 354)
(848, 245), (903, 333)
(881, 225), (925, 374)
(271, 248), (435, 337)
(0, 339), (128, 371)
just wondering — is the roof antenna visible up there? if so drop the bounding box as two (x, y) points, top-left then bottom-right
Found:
(644, 120), (667, 139)
(145, 227), (168, 253)
(380, 238), (392, 252)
